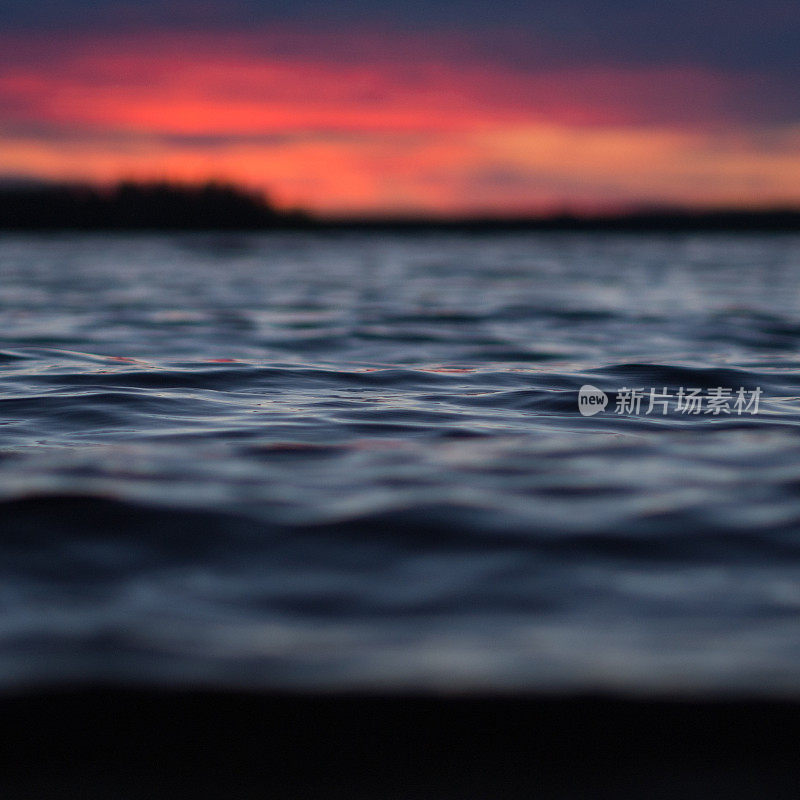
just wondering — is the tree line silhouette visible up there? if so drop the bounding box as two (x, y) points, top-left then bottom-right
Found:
(0, 181), (311, 230)
(0, 180), (799, 231)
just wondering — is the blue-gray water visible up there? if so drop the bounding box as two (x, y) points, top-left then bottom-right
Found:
(2, 232), (800, 694)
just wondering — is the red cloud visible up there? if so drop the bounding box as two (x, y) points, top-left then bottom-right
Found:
(1, 30), (797, 214)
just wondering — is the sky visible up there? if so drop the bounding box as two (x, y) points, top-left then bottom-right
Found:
(1, 1), (799, 216)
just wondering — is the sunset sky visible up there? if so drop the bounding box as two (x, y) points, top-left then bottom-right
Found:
(1, 1), (799, 216)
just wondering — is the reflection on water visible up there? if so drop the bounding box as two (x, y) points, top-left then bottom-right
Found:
(1, 232), (800, 692)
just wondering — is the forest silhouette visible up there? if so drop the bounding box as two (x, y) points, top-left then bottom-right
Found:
(1, 181), (799, 232)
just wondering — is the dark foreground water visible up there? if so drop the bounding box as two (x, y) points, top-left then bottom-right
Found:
(2, 232), (800, 695)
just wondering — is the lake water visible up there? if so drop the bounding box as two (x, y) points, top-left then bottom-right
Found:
(2, 231), (800, 694)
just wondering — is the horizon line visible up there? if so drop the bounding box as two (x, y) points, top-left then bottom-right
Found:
(1, 180), (800, 231)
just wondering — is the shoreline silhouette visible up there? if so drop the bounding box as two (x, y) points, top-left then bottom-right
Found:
(1, 181), (799, 232)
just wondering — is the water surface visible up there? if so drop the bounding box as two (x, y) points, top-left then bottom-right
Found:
(2, 232), (800, 693)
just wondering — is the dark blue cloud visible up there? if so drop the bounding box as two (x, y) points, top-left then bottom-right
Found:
(3, 0), (798, 76)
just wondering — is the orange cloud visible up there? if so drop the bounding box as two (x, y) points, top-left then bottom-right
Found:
(1, 31), (798, 214)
